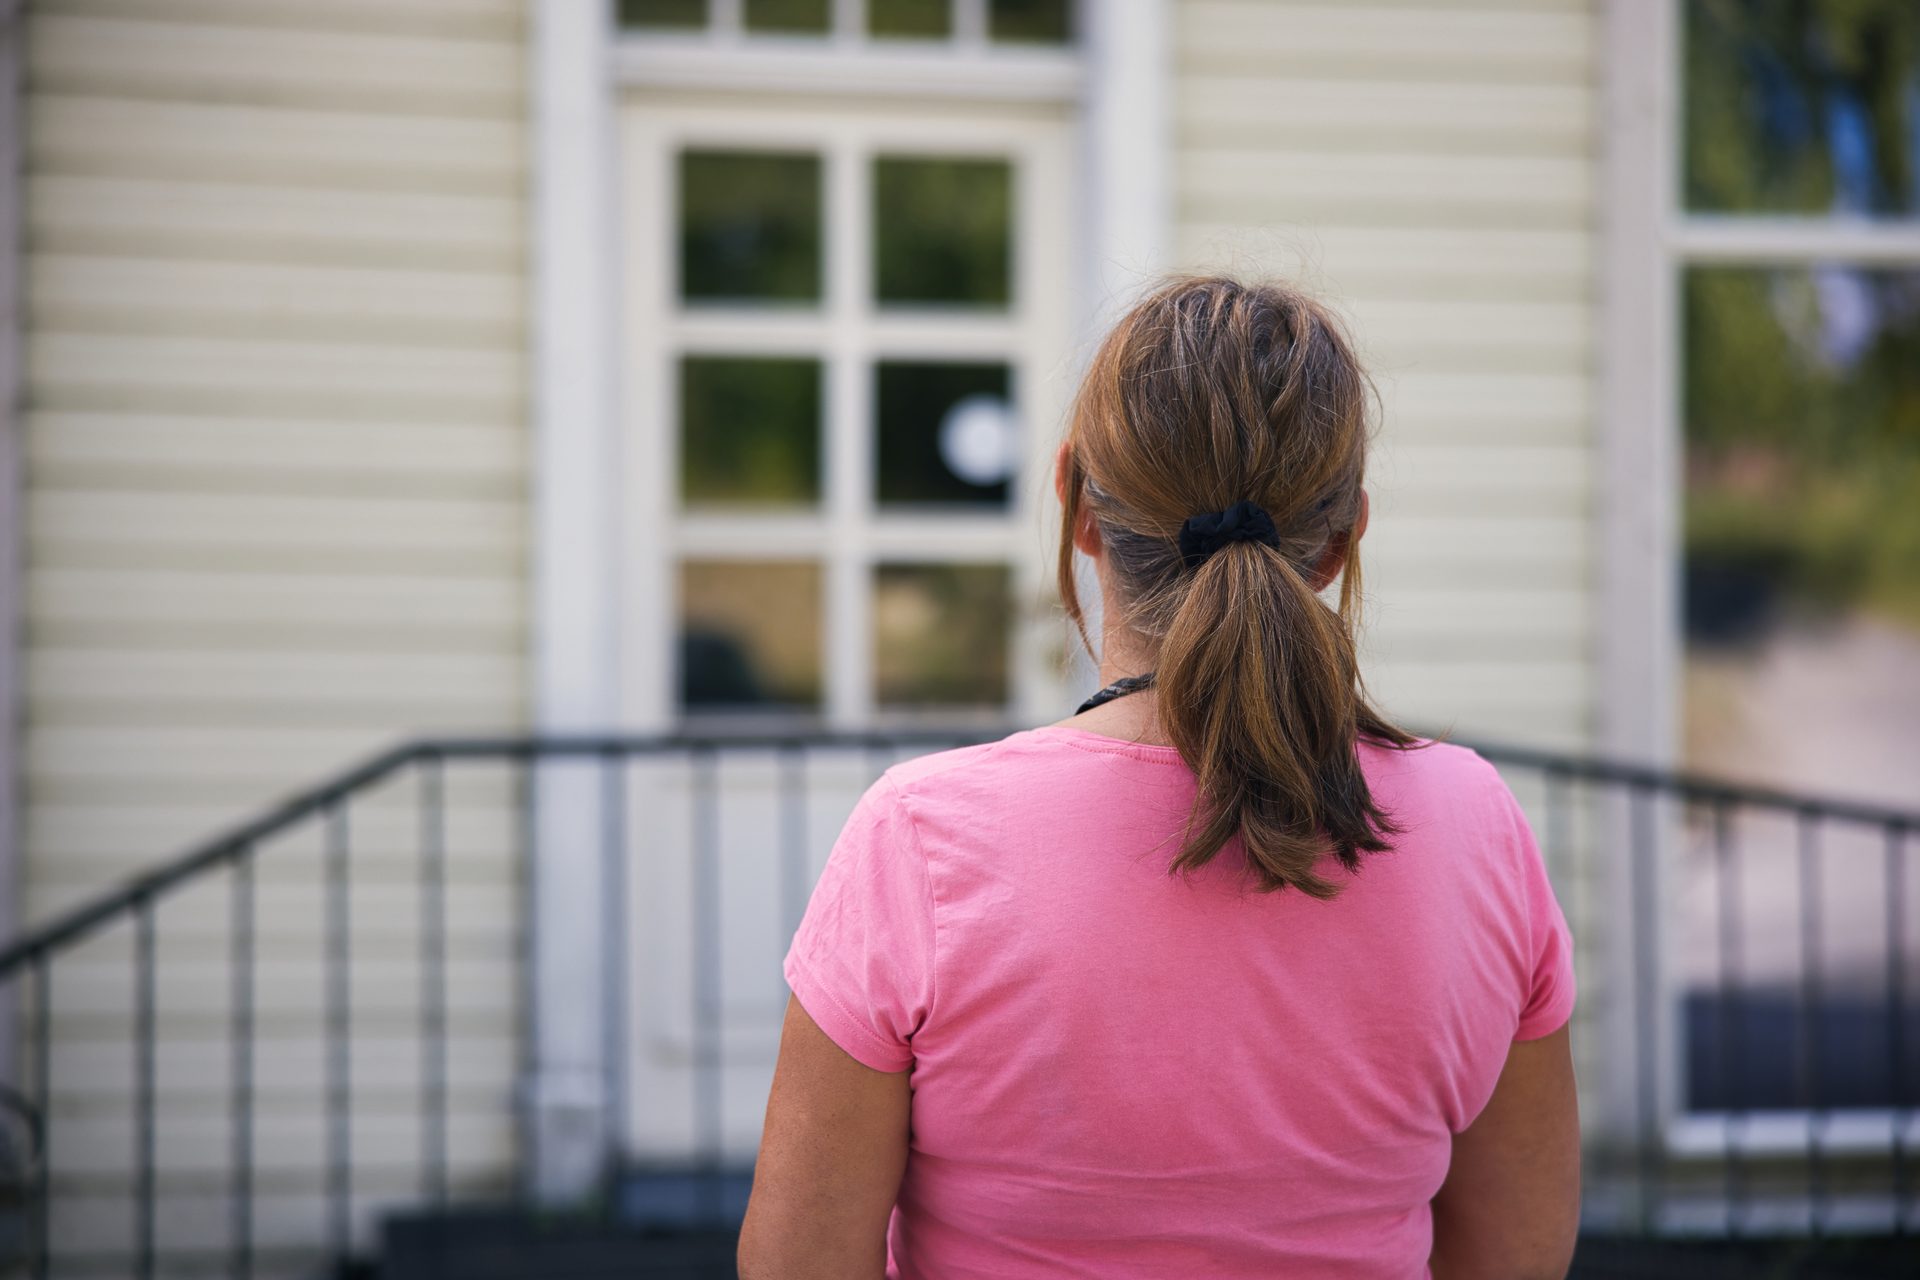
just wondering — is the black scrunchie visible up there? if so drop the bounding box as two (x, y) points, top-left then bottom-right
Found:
(1177, 499), (1282, 570)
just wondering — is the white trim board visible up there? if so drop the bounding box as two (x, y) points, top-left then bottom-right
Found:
(615, 38), (1083, 103)
(528, 0), (622, 1208)
(0, 0), (22, 1082)
(1596, 0), (1680, 1155)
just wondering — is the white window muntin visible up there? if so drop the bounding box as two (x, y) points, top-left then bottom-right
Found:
(620, 97), (1074, 732)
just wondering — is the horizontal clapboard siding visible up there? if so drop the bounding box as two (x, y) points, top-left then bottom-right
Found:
(1174, 0), (1601, 750)
(18, 0), (530, 1266)
(1172, 0), (1606, 1126)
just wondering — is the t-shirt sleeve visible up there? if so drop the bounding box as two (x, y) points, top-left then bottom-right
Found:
(782, 771), (936, 1073)
(1494, 774), (1578, 1042)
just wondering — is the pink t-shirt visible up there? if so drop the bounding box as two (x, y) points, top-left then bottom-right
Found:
(782, 725), (1576, 1279)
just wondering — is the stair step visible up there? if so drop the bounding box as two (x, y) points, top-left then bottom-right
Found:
(378, 1207), (737, 1280)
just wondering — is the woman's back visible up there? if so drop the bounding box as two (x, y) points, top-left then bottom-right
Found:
(783, 725), (1576, 1280)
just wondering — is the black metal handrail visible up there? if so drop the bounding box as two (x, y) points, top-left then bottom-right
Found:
(0, 726), (1914, 1278)
(4, 729), (1912, 982)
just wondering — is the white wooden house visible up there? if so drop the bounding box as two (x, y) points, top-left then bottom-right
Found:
(0, 0), (1914, 1272)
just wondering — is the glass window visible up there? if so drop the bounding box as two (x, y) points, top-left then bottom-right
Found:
(680, 150), (823, 303)
(874, 563), (1012, 707)
(990, 0), (1072, 43)
(874, 156), (1013, 306)
(869, 0), (951, 38)
(746, 0), (830, 33)
(621, 0), (708, 28)
(680, 356), (822, 506)
(1683, 0), (1920, 216)
(1682, 264), (1920, 662)
(1683, 266), (1920, 640)
(1679, 265), (1920, 1111)
(641, 111), (1063, 730)
(680, 560), (823, 709)
(875, 361), (1015, 507)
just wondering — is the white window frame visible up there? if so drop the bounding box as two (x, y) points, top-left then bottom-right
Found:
(619, 99), (1075, 732)
(1601, 0), (1920, 1180)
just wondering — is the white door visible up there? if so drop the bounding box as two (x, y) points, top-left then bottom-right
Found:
(615, 88), (1077, 1163)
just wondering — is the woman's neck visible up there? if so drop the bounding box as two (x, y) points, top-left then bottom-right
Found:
(1055, 634), (1171, 745)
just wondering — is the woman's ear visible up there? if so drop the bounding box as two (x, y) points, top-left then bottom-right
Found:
(1055, 441), (1103, 558)
(1308, 490), (1368, 591)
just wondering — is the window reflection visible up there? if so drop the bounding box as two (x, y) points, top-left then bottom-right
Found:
(680, 560), (823, 709)
(990, 0), (1072, 43)
(680, 355), (822, 506)
(620, 0), (707, 28)
(875, 361), (1016, 507)
(874, 563), (1013, 708)
(746, 0), (830, 33)
(1684, 0), (1920, 216)
(869, 0), (950, 38)
(679, 150), (823, 303)
(1683, 265), (1920, 808)
(874, 157), (1013, 306)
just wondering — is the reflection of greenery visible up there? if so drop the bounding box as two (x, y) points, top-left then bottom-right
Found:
(620, 0), (706, 28)
(990, 0), (1073, 43)
(1686, 0), (1919, 214)
(874, 158), (1011, 305)
(1685, 267), (1920, 626)
(746, 0), (829, 32)
(680, 356), (820, 504)
(680, 151), (821, 302)
(869, 0), (950, 37)
(680, 560), (823, 707)
(874, 564), (1011, 706)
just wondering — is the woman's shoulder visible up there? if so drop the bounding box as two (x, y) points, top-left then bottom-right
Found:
(1360, 735), (1507, 789)
(879, 731), (1027, 791)
(1359, 736), (1533, 837)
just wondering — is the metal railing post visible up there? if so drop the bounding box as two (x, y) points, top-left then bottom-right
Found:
(1888, 823), (1910, 1236)
(691, 743), (723, 1221)
(325, 801), (353, 1260)
(600, 749), (630, 1186)
(419, 756), (449, 1208)
(230, 856), (255, 1280)
(29, 959), (48, 1280)
(1628, 782), (1661, 1231)
(133, 900), (156, 1280)
(1797, 811), (1825, 1235)
(1712, 802), (1743, 1237)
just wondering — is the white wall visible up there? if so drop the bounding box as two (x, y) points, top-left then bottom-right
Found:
(19, 0), (530, 1266)
(1169, 0), (1607, 1133)
(1172, 0), (1600, 753)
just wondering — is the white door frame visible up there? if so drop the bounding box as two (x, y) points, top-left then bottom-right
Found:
(526, 0), (1168, 1203)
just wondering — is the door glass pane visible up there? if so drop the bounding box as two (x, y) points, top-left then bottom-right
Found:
(746, 0), (830, 33)
(1684, 0), (1920, 216)
(1681, 265), (1920, 1111)
(680, 560), (823, 709)
(874, 156), (1012, 306)
(990, 0), (1071, 42)
(874, 563), (1012, 707)
(869, 0), (950, 38)
(621, 0), (709, 27)
(680, 355), (822, 506)
(680, 151), (822, 303)
(876, 361), (1015, 507)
